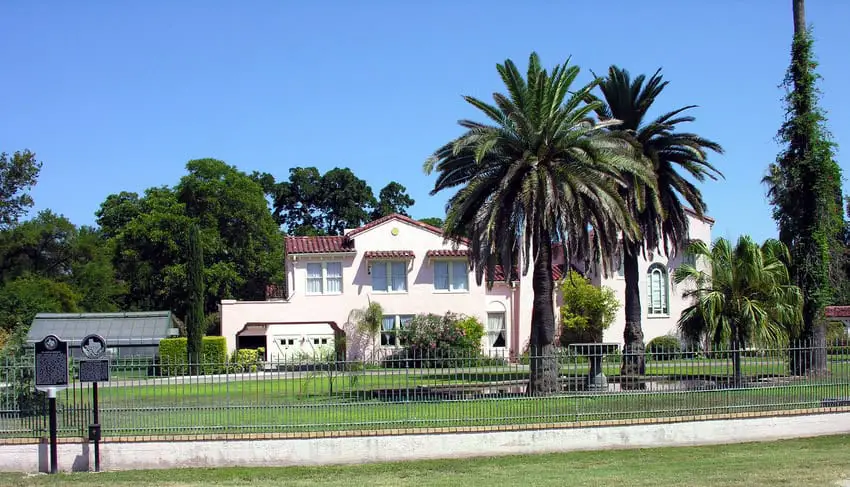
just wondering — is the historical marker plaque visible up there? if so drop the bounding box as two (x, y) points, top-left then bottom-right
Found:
(79, 359), (110, 382)
(35, 334), (69, 390)
(79, 334), (110, 383)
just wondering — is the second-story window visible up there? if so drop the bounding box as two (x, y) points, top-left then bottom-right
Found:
(434, 260), (469, 292)
(305, 262), (343, 295)
(372, 261), (408, 293)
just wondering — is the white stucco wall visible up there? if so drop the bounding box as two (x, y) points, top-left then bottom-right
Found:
(595, 213), (713, 344)
(4, 411), (847, 473)
(221, 212), (714, 357)
(221, 218), (517, 357)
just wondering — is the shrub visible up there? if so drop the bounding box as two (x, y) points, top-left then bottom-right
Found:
(158, 336), (228, 375)
(454, 315), (485, 350)
(158, 337), (188, 375)
(386, 312), (485, 368)
(230, 348), (260, 373)
(647, 335), (682, 361)
(202, 336), (227, 374)
(558, 271), (619, 349)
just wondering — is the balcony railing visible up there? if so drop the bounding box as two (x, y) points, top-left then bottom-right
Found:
(264, 284), (289, 301)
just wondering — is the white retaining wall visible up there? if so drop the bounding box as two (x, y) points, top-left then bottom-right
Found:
(3, 412), (850, 473)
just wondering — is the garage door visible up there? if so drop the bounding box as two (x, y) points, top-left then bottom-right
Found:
(265, 324), (335, 363)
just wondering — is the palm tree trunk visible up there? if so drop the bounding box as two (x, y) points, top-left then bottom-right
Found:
(790, 302), (829, 376)
(731, 324), (742, 387)
(528, 228), (559, 396)
(793, 0), (805, 35)
(620, 240), (645, 389)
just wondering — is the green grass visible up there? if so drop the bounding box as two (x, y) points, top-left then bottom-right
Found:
(2, 356), (848, 439)
(1, 434), (849, 486)
(4, 381), (848, 439)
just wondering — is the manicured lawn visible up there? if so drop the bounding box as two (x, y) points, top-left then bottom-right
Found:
(2, 356), (847, 439)
(3, 381), (847, 438)
(2, 434), (849, 486)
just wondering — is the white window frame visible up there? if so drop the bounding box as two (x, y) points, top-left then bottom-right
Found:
(304, 261), (343, 296)
(433, 259), (469, 293)
(486, 312), (507, 349)
(371, 261), (409, 294)
(647, 263), (669, 316)
(381, 314), (413, 347)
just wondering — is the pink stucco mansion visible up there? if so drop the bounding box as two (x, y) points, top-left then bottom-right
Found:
(220, 212), (714, 361)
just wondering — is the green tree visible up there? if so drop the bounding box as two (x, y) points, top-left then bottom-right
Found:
(424, 52), (652, 395)
(65, 226), (125, 312)
(0, 210), (78, 281)
(763, 0), (844, 375)
(0, 276), (81, 334)
(177, 158), (284, 304)
(419, 217), (444, 228)
(558, 270), (619, 346)
(588, 66), (723, 383)
(0, 149), (42, 229)
(673, 236), (803, 384)
(371, 182), (415, 219)
(269, 166), (325, 233)
(319, 168), (376, 235)
(95, 191), (142, 239)
(103, 186), (193, 315)
(0, 211), (123, 315)
(186, 223), (205, 371)
(99, 159), (284, 319)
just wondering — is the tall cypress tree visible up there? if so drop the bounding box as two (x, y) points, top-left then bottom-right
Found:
(186, 223), (205, 372)
(766, 0), (844, 374)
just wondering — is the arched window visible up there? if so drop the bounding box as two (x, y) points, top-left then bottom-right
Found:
(647, 264), (669, 316)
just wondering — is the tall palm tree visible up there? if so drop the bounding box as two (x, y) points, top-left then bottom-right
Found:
(424, 53), (654, 395)
(587, 66), (724, 384)
(673, 236), (803, 385)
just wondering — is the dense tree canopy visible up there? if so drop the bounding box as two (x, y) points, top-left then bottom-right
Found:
(372, 182), (415, 220)
(0, 210), (124, 338)
(0, 149), (42, 229)
(256, 167), (416, 235)
(99, 159), (285, 319)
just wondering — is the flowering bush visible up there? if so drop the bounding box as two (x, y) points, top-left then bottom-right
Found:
(400, 312), (482, 353)
(384, 312), (484, 368)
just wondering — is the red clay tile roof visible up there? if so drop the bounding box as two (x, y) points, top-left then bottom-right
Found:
(426, 249), (469, 258)
(825, 306), (850, 318)
(363, 250), (415, 259)
(286, 236), (355, 254)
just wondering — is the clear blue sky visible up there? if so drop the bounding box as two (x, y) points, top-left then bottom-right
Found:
(2, 1), (848, 243)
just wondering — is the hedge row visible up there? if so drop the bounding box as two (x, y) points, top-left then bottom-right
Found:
(158, 337), (228, 375)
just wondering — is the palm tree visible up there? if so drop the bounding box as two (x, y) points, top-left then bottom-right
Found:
(673, 236), (803, 385)
(587, 66), (723, 384)
(347, 299), (384, 363)
(424, 53), (653, 395)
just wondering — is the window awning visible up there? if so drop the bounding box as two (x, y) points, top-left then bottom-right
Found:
(363, 250), (415, 259)
(425, 249), (468, 258)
